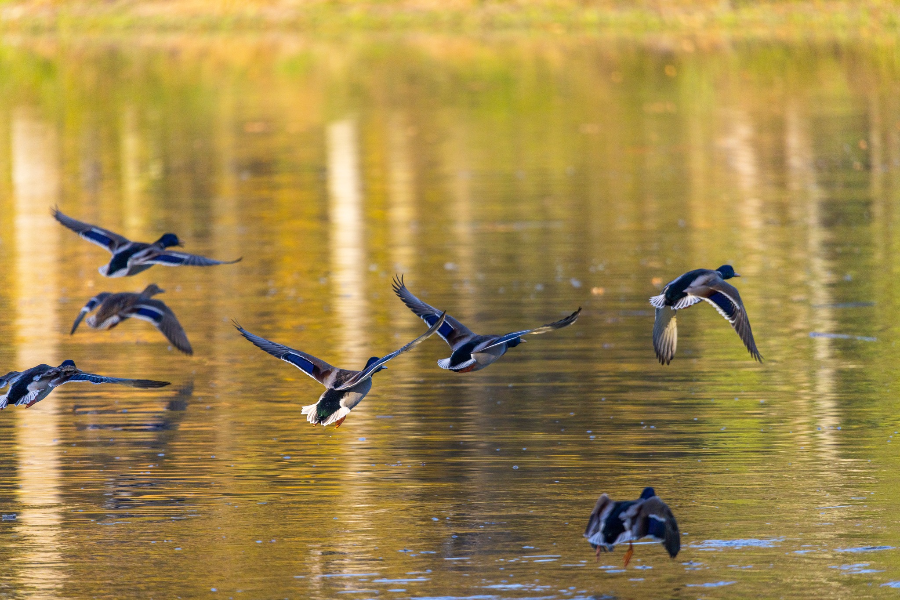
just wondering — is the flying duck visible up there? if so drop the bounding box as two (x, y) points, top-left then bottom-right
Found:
(584, 487), (680, 567)
(53, 208), (241, 277)
(0, 360), (170, 409)
(649, 265), (761, 364)
(233, 312), (446, 428)
(70, 283), (193, 355)
(392, 275), (581, 373)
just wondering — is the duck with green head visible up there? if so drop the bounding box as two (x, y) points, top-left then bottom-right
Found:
(649, 265), (761, 364)
(54, 208), (241, 277)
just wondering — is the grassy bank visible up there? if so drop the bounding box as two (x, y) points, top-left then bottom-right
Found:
(0, 0), (898, 40)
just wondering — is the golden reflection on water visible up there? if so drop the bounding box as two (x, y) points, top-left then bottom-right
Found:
(11, 108), (64, 599)
(0, 35), (898, 598)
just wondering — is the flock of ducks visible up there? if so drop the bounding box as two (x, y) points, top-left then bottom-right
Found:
(0, 207), (764, 566)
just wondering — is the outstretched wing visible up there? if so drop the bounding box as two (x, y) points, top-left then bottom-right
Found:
(233, 321), (337, 385)
(53, 208), (130, 253)
(477, 307), (582, 352)
(584, 493), (613, 545)
(65, 372), (170, 388)
(335, 312), (446, 390)
(699, 280), (762, 362)
(128, 299), (193, 355)
(652, 307), (678, 365)
(142, 251), (242, 267)
(392, 275), (474, 347)
(71, 293), (112, 334)
(635, 497), (680, 558)
(0, 371), (21, 391)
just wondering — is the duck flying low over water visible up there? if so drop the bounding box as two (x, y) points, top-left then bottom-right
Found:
(649, 265), (761, 364)
(70, 284), (193, 355)
(392, 275), (581, 373)
(233, 312), (446, 428)
(0, 360), (170, 409)
(584, 487), (680, 567)
(53, 208), (241, 277)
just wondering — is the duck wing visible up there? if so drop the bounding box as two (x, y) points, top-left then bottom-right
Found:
(693, 280), (762, 362)
(584, 493), (613, 546)
(392, 275), (475, 347)
(652, 307), (678, 365)
(53, 208), (131, 253)
(233, 322), (338, 386)
(477, 307), (582, 352)
(141, 251), (242, 267)
(128, 299), (193, 355)
(631, 497), (680, 558)
(0, 371), (21, 390)
(335, 312), (446, 390)
(65, 371), (170, 388)
(70, 292), (113, 334)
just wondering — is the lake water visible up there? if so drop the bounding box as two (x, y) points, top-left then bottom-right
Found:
(0, 33), (899, 599)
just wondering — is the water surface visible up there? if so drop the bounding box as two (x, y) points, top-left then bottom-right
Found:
(0, 34), (899, 599)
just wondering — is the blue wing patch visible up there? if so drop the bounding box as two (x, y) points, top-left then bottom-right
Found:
(708, 292), (738, 321)
(135, 307), (163, 322)
(424, 314), (454, 338)
(70, 373), (107, 384)
(153, 254), (185, 265)
(284, 353), (316, 375)
(647, 516), (666, 539)
(84, 230), (115, 249)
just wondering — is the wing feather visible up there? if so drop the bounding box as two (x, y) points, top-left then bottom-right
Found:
(130, 300), (193, 355)
(142, 251), (242, 267)
(392, 275), (474, 347)
(335, 312), (446, 390)
(66, 372), (170, 388)
(652, 307), (678, 365)
(53, 208), (130, 253)
(233, 322), (336, 385)
(701, 281), (762, 362)
(71, 293), (112, 334)
(477, 308), (581, 352)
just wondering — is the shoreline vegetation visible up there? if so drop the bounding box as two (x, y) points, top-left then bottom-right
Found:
(0, 1), (898, 41)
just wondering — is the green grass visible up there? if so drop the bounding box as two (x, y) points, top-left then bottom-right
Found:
(0, 0), (899, 40)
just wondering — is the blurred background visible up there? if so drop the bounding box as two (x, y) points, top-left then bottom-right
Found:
(0, 2), (899, 599)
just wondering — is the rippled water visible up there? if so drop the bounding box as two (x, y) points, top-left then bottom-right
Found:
(0, 34), (899, 599)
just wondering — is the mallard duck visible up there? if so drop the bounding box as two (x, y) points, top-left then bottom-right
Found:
(392, 275), (581, 373)
(584, 487), (680, 567)
(53, 208), (241, 277)
(0, 360), (170, 409)
(233, 312), (446, 428)
(70, 283), (193, 355)
(649, 265), (761, 364)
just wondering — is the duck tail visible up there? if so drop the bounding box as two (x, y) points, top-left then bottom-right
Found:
(301, 402), (320, 425)
(649, 294), (667, 309)
(301, 402), (351, 428)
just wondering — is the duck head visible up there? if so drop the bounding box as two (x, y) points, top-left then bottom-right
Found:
(156, 233), (183, 248)
(56, 359), (78, 376)
(141, 283), (165, 297)
(640, 487), (657, 500)
(365, 356), (387, 374)
(715, 264), (740, 279)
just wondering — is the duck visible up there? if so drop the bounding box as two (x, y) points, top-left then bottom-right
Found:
(649, 265), (761, 364)
(53, 208), (241, 277)
(233, 312), (446, 428)
(0, 360), (170, 409)
(392, 275), (581, 373)
(584, 487), (680, 567)
(70, 283), (193, 355)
